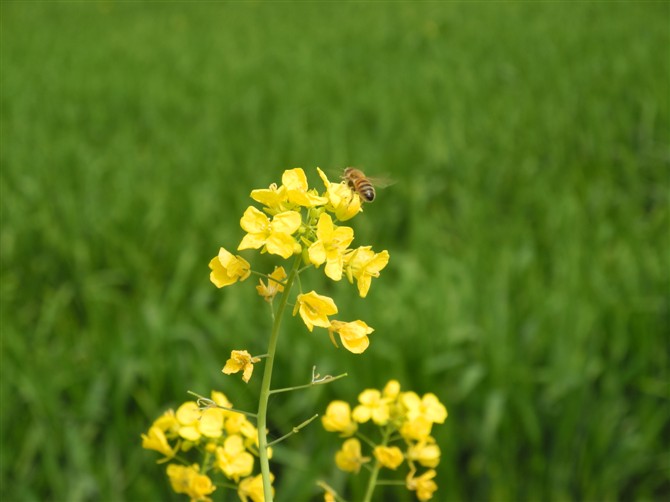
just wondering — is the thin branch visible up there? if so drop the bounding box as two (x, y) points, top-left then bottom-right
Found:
(267, 414), (319, 447)
(187, 391), (257, 419)
(269, 369), (348, 395)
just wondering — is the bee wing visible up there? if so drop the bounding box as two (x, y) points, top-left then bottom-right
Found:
(366, 175), (396, 189)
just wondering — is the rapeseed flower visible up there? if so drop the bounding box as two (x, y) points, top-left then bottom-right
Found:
(222, 350), (261, 383)
(216, 435), (254, 482)
(373, 445), (404, 470)
(256, 266), (286, 302)
(401, 392), (448, 424)
(406, 469), (438, 501)
(293, 291), (338, 331)
(407, 437), (441, 468)
(328, 320), (374, 354)
(166, 464), (216, 502)
(352, 389), (390, 425)
(281, 167), (328, 207)
(317, 167), (362, 221)
(321, 400), (357, 437)
(238, 206), (301, 259)
(238, 473), (273, 502)
(344, 246), (390, 298)
(141, 426), (177, 462)
(335, 438), (370, 473)
(308, 213), (354, 281)
(209, 247), (251, 288)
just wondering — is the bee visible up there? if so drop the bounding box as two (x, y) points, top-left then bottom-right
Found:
(342, 167), (393, 203)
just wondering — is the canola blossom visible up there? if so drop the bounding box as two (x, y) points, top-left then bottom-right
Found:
(322, 380), (448, 501)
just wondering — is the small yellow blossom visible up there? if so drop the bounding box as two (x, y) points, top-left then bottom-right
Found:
(317, 167), (362, 221)
(238, 472), (274, 502)
(344, 246), (390, 298)
(383, 380), (401, 400)
(282, 167), (328, 207)
(401, 392), (448, 424)
(166, 464), (216, 501)
(152, 409), (179, 437)
(335, 438), (370, 473)
(406, 469), (438, 501)
(328, 320), (374, 354)
(373, 445), (404, 470)
(198, 408), (225, 438)
(352, 389), (390, 425)
(209, 247), (251, 288)
(308, 213), (354, 281)
(216, 434), (254, 482)
(250, 182), (291, 214)
(256, 266), (286, 302)
(407, 437), (441, 468)
(141, 426), (177, 462)
(238, 206), (301, 259)
(400, 416), (434, 441)
(210, 390), (233, 410)
(222, 350), (261, 383)
(322, 400), (357, 437)
(293, 291), (338, 331)
(176, 401), (202, 442)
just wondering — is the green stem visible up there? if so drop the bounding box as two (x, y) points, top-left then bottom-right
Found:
(256, 254), (302, 502)
(362, 426), (392, 502)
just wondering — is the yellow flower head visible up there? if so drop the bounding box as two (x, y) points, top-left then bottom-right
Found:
(282, 167), (328, 207)
(322, 400), (357, 437)
(383, 380), (401, 400)
(344, 246), (390, 298)
(238, 473), (274, 502)
(308, 213), (354, 281)
(198, 407), (225, 439)
(352, 389), (390, 425)
(406, 469), (438, 501)
(407, 437), (441, 468)
(166, 464), (216, 501)
(293, 291), (338, 331)
(256, 266), (286, 302)
(328, 320), (374, 354)
(209, 247), (251, 288)
(317, 167), (362, 221)
(400, 416), (433, 441)
(238, 206), (302, 259)
(401, 392), (448, 424)
(373, 445), (404, 470)
(141, 426), (177, 462)
(250, 182), (291, 214)
(222, 349), (261, 383)
(216, 434), (254, 482)
(175, 401), (202, 442)
(335, 438), (370, 473)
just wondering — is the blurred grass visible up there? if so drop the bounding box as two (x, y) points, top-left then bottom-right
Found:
(1, 1), (668, 501)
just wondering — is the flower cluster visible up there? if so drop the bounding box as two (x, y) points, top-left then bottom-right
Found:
(208, 168), (390, 356)
(321, 380), (447, 501)
(141, 391), (273, 502)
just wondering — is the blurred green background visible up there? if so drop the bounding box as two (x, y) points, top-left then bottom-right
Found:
(1, 1), (668, 501)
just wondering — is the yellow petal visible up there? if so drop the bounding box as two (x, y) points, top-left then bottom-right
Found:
(271, 211), (302, 234)
(240, 206), (269, 233)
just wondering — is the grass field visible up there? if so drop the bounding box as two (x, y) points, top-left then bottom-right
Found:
(1, 2), (668, 501)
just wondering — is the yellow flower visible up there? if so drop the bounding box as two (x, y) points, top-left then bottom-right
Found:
(335, 438), (370, 473)
(383, 380), (401, 400)
(308, 213), (354, 281)
(322, 400), (357, 437)
(256, 266), (286, 302)
(166, 464), (216, 501)
(211, 390), (233, 410)
(406, 469), (438, 501)
(250, 182), (291, 214)
(209, 247), (251, 288)
(176, 401), (202, 442)
(328, 320), (374, 354)
(352, 389), (390, 425)
(317, 167), (362, 221)
(282, 167), (328, 207)
(373, 445), (404, 470)
(222, 350), (261, 383)
(238, 206), (302, 259)
(238, 473), (274, 502)
(344, 246), (390, 298)
(401, 392), (448, 424)
(141, 426), (177, 462)
(400, 416), (433, 441)
(293, 291), (338, 331)
(407, 437), (441, 468)
(198, 408), (225, 438)
(215, 434), (254, 482)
